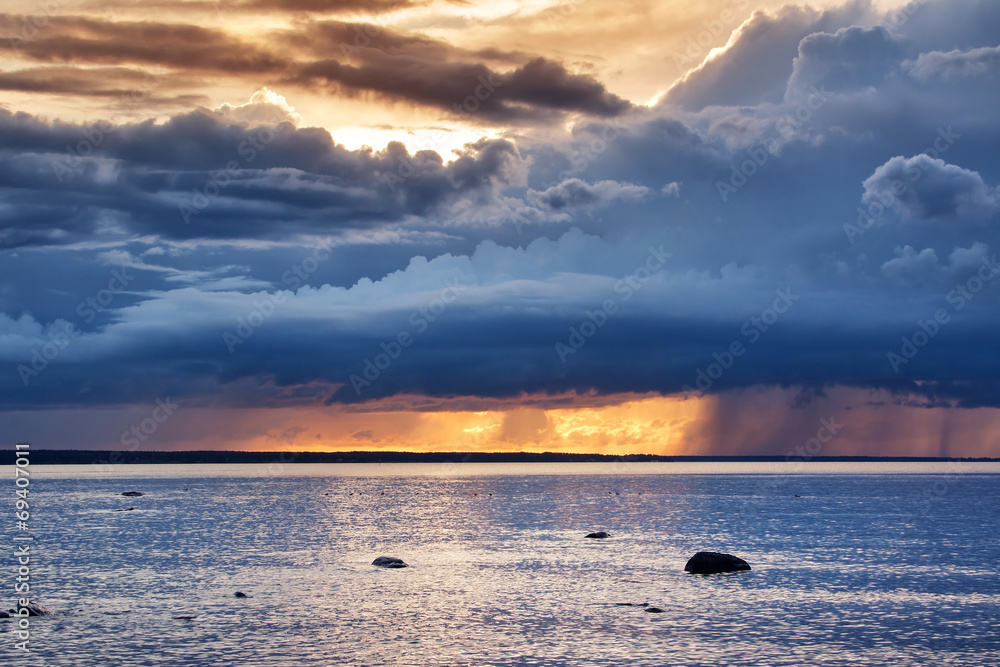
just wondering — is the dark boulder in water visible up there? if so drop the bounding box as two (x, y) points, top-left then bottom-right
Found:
(0, 611), (9, 619)
(13, 602), (54, 617)
(684, 551), (751, 574)
(644, 607), (665, 613)
(372, 556), (408, 568)
(121, 491), (144, 497)
(234, 591), (249, 598)
(585, 531), (610, 539)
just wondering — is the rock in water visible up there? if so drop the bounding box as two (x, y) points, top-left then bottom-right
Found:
(121, 491), (144, 497)
(234, 591), (248, 598)
(684, 551), (751, 574)
(644, 607), (665, 613)
(372, 556), (408, 568)
(16, 602), (54, 616)
(584, 531), (610, 539)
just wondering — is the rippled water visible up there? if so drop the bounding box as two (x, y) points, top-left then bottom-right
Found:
(2, 462), (999, 666)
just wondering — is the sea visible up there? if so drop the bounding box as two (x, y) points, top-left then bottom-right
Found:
(2, 462), (999, 666)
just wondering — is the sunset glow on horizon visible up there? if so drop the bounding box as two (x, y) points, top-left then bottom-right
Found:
(2, 0), (999, 456)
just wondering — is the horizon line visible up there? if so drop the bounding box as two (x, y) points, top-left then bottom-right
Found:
(7, 449), (1000, 464)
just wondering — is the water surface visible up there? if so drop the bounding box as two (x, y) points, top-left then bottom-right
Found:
(2, 463), (998, 665)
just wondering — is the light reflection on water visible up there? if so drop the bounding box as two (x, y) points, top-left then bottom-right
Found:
(1, 464), (998, 665)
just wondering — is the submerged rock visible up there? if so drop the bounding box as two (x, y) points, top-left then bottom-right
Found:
(684, 551), (751, 575)
(615, 602), (649, 607)
(584, 531), (610, 539)
(372, 556), (408, 568)
(234, 591), (249, 599)
(644, 607), (665, 614)
(113, 507), (136, 512)
(0, 611), (9, 619)
(121, 491), (144, 497)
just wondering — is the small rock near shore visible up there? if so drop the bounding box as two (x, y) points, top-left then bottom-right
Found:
(372, 556), (408, 568)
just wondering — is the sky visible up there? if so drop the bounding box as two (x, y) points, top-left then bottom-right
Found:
(1, 0), (999, 456)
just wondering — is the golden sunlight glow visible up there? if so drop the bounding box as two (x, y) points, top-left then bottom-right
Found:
(327, 125), (504, 160)
(109, 387), (1000, 458)
(157, 394), (711, 456)
(403, 0), (563, 30)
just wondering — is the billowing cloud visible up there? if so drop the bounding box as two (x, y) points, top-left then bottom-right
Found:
(216, 88), (303, 126)
(862, 155), (1000, 222)
(880, 245), (939, 284)
(786, 26), (901, 98)
(664, 2), (878, 110)
(526, 179), (649, 210)
(0, 106), (530, 247)
(904, 45), (1000, 81)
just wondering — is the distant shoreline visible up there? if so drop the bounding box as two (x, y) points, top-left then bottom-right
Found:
(5, 450), (999, 465)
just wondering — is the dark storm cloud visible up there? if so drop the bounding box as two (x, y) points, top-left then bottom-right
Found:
(0, 66), (207, 107)
(0, 14), (286, 73)
(0, 66), (142, 96)
(1, 14), (630, 123)
(526, 179), (649, 210)
(295, 55), (631, 123)
(289, 18), (454, 59)
(501, 58), (631, 117)
(0, 108), (528, 246)
(2, 0), (1000, 417)
(2, 231), (997, 411)
(281, 20), (630, 121)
